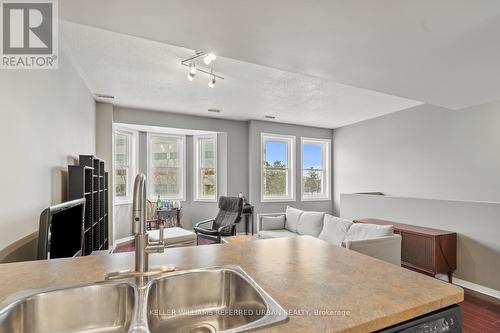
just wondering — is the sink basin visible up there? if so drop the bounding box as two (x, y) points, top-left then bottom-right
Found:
(0, 282), (136, 333)
(147, 266), (287, 333)
(0, 266), (287, 333)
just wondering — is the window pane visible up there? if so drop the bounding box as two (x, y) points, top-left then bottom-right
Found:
(115, 167), (128, 197)
(152, 167), (180, 196)
(301, 139), (329, 200)
(264, 140), (288, 168)
(195, 136), (216, 200)
(303, 143), (322, 169)
(302, 168), (324, 197)
(264, 169), (287, 196)
(151, 137), (180, 167)
(115, 133), (129, 166)
(200, 168), (216, 196)
(200, 139), (215, 168)
(262, 135), (294, 201)
(114, 132), (131, 200)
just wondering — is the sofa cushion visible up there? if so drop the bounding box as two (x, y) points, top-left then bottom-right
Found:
(346, 223), (394, 241)
(318, 214), (353, 246)
(261, 215), (286, 230)
(285, 206), (303, 232)
(258, 229), (299, 239)
(297, 211), (325, 237)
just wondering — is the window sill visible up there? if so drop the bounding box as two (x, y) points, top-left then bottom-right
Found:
(301, 197), (331, 202)
(193, 199), (218, 203)
(261, 198), (296, 203)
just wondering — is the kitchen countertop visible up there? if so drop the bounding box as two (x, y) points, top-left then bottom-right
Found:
(0, 236), (463, 332)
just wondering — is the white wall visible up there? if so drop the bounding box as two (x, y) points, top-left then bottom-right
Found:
(341, 194), (500, 292)
(0, 50), (96, 251)
(333, 101), (500, 292)
(333, 101), (500, 214)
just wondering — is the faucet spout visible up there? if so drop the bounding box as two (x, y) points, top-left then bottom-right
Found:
(132, 174), (173, 274)
(132, 173), (147, 235)
(106, 174), (174, 280)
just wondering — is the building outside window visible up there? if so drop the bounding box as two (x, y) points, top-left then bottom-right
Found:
(301, 137), (330, 201)
(261, 133), (295, 202)
(194, 135), (217, 201)
(148, 134), (185, 200)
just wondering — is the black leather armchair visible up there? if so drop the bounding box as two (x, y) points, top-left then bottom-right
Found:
(193, 196), (243, 244)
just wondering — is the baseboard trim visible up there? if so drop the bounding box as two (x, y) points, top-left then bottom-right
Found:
(436, 274), (500, 300)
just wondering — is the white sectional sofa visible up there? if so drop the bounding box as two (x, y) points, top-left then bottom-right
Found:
(257, 206), (402, 265)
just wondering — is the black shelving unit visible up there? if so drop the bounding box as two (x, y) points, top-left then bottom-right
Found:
(68, 155), (109, 255)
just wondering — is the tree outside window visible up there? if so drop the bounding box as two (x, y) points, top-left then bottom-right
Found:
(261, 134), (295, 201)
(301, 138), (330, 200)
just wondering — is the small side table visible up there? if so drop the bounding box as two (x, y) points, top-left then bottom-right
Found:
(242, 204), (254, 235)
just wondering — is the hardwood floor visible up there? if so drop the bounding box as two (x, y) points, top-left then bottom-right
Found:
(113, 240), (499, 331)
(113, 239), (134, 253)
(461, 292), (500, 333)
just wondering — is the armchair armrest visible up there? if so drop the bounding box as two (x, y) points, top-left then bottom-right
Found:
(344, 234), (402, 266)
(195, 219), (215, 228)
(218, 222), (237, 233)
(256, 213), (285, 231)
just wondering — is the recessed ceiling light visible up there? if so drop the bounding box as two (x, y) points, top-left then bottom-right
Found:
(208, 109), (221, 113)
(264, 115), (276, 119)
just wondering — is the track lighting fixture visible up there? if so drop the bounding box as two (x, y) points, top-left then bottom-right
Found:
(208, 76), (216, 88)
(181, 51), (224, 87)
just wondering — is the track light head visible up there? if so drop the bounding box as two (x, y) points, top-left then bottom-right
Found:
(187, 72), (195, 81)
(189, 63), (196, 75)
(208, 76), (216, 88)
(203, 53), (217, 65)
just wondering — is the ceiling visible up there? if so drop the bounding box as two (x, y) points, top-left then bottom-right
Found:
(59, 1), (500, 126)
(61, 22), (420, 128)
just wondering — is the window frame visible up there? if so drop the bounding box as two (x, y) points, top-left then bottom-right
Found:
(147, 132), (186, 201)
(193, 134), (218, 202)
(260, 133), (296, 203)
(113, 128), (137, 205)
(300, 137), (331, 201)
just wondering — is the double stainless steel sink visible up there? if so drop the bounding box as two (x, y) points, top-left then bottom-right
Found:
(0, 266), (288, 333)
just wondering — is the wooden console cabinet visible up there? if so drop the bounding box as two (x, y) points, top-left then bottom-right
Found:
(354, 218), (457, 283)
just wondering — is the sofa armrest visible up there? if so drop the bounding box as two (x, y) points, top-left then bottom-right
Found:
(256, 213), (285, 232)
(344, 234), (402, 266)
